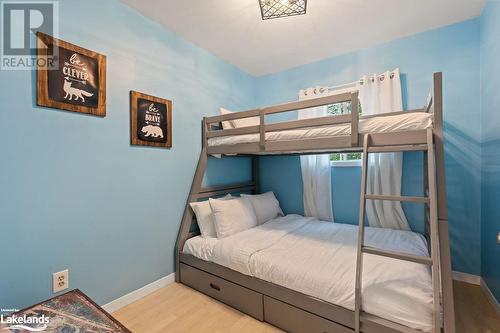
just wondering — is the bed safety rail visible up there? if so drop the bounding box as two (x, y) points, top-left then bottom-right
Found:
(203, 92), (438, 155)
(204, 92), (359, 154)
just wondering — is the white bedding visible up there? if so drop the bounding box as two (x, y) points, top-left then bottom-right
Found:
(208, 112), (432, 147)
(184, 215), (434, 331)
(183, 236), (219, 261)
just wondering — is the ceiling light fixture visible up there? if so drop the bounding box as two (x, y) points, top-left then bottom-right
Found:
(259, 0), (307, 20)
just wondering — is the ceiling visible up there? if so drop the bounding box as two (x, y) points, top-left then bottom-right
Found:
(121, 0), (485, 76)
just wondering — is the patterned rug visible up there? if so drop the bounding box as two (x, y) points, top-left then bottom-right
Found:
(0, 289), (131, 333)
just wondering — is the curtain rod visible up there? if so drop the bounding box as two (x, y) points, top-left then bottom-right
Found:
(325, 71), (397, 91)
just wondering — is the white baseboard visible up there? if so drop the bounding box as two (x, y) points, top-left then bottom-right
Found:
(102, 273), (175, 313)
(480, 278), (500, 317)
(452, 270), (481, 285)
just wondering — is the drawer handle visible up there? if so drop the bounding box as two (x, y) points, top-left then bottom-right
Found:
(209, 283), (221, 291)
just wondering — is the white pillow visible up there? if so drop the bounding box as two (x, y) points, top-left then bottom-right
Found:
(219, 108), (235, 130)
(209, 197), (257, 238)
(190, 194), (232, 238)
(241, 192), (283, 225)
(219, 107), (260, 129)
(231, 116), (260, 128)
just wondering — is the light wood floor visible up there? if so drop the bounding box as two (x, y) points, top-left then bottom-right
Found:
(453, 281), (500, 333)
(113, 281), (500, 333)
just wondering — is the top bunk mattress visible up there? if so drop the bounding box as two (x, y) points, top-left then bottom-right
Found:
(183, 214), (434, 332)
(208, 112), (432, 147)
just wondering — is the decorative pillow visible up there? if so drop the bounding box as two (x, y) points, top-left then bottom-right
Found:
(190, 194), (232, 238)
(219, 108), (235, 130)
(241, 191), (283, 225)
(209, 197), (257, 238)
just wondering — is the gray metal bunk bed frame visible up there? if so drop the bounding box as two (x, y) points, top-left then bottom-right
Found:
(175, 73), (455, 333)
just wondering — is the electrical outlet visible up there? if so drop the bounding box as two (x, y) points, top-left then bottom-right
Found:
(52, 269), (69, 293)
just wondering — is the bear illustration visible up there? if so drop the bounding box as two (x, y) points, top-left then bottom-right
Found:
(141, 125), (164, 138)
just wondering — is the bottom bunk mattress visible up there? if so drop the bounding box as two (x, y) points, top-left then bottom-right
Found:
(183, 214), (434, 332)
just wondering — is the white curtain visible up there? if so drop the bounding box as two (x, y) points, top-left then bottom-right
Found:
(356, 68), (410, 230)
(298, 87), (334, 222)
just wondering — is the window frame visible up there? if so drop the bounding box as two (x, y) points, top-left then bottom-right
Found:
(331, 159), (362, 167)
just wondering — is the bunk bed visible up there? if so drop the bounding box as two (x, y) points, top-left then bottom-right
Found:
(175, 73), (455, 333)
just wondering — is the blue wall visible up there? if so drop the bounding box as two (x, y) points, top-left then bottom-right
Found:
(0, 0), (254, 310)
(257, 19), (482, 275)
(480, 1), (500, 301)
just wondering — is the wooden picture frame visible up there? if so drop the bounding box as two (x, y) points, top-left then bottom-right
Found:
(37, 32), (107, 117)
(130, 91), (172, 148)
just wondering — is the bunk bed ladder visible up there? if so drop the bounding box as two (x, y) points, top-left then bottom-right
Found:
(354, 130), (441, 333)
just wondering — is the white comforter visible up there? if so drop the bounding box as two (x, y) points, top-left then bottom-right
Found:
(184, 215), (434, 331)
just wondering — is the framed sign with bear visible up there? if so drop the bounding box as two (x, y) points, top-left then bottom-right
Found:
(37, 32), (107, 117)
(130, 91), (172, 148)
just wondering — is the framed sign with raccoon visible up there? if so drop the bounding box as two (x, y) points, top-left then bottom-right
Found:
(37, 32), (107, 116)
(130, 91), (172, 148)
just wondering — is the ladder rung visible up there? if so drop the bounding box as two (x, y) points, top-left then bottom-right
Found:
(364, 194), (429, 204)
(367, 144), (428, 153)
(362, 246), (432, 265)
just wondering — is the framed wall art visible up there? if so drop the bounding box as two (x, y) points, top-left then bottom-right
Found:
(130, 91), (172, 148)
(37, 32), (107, 116)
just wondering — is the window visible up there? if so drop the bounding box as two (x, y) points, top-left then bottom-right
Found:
(327, 101), (362, 167)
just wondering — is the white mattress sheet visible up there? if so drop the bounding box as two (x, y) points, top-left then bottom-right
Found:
(182, 236), (219, 262)
(183, 215), (433, 331)
(208, 112), (433, 147)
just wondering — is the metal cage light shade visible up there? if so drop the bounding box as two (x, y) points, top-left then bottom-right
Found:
(259, 0), (307, 20)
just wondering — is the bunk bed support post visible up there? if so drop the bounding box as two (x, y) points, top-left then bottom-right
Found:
(252, 156), (260, 194)
(354, 134), (370, 333)
(432, 72), (456, 333)
(351, 92), (359, 146)
(433, 73), (447, 222)
(175, 119), (209, 282)
(423, 152), (431, 253)
(259, 110), (266, 150)
(427, 129), (442, 333)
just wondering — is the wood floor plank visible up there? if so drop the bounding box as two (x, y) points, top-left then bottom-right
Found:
(112, 281), (499, 333)
(453, 281), (500, 333)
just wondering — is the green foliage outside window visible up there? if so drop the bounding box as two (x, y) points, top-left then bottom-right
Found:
(330, 152), (362, 161)
(327, 101), (362, 116)
(328, 101), (363, 162)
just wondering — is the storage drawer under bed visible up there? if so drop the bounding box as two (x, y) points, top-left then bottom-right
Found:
(264, 296), (352, 333)
(179, 263), (264, 320)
